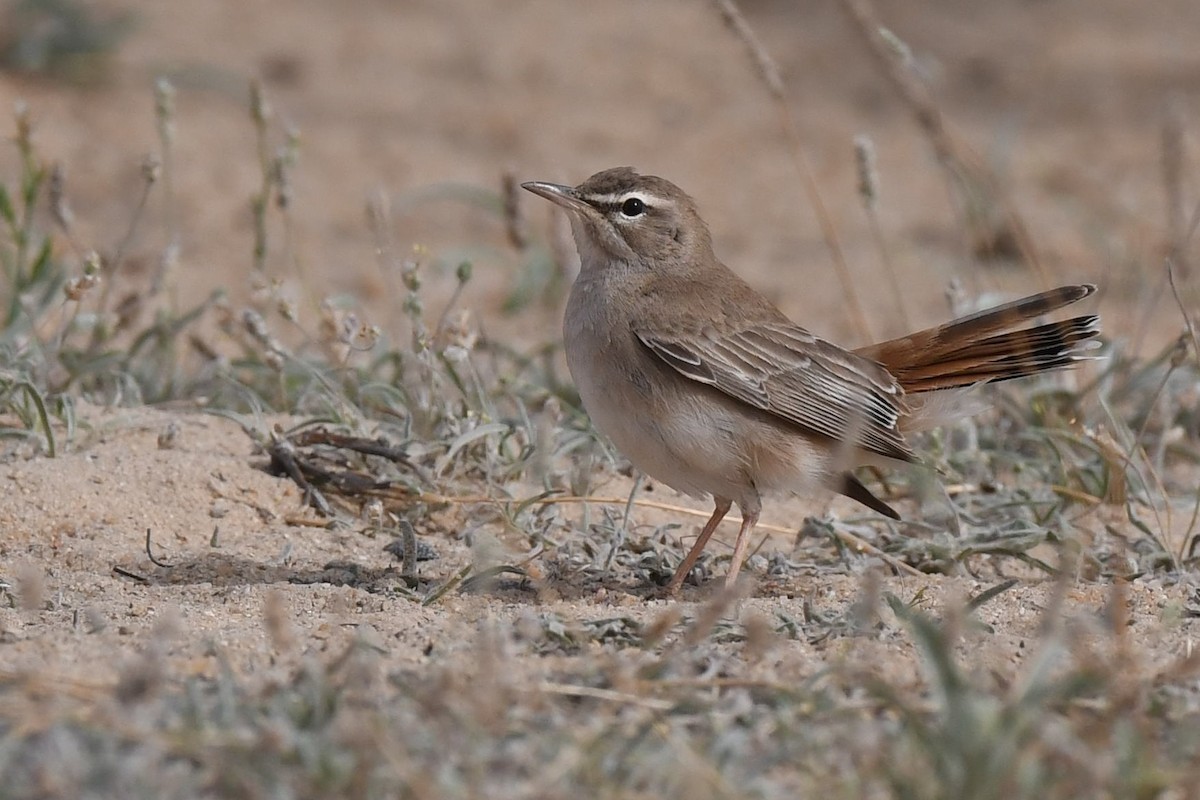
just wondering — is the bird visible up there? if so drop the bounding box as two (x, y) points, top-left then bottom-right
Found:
(521, 167), (1100, 595)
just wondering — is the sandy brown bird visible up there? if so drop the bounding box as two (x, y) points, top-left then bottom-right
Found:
(522, 167), (1100, 595)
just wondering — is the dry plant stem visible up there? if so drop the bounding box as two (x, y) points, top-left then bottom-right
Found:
(865, 192), (912, 331)
(1148, 340), (1200, 566)
(10, 105), (39, 278)
(1050, 485), (1104, 505)
(367, 190), (410, 336)
(433, 273), (467, 341)
(48, 164), (82, 258)
(548, 204), (577, 282)
(1169, 262), (1199, 358)
(502, 170), (530, 250)
(276, 133), (301, 273)
(92, 166), (155, 332)
(1131, 335), (1187, 461)
(1131, 275), (1173, 359)
(1162, 98), (1189, 278)
(528, 681), (674, 712)
(151, 78), (179, 298)
(1134, 197), (1199, 355)
(839, 0), (1050, 290)
(855, 135), (910, 330)
(713, 0), (874, 344)
(54, 262), (94, 354)
(0, 669), (114, 701)
(1164, 258), (1200, 560)
(250, 80), (272, 273)
(604, 472), (644, 572)
(1096, 396), (1177, 569)
(1181, 487), (1200, 563)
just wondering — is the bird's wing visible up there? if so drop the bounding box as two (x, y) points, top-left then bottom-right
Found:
(637, 321), (915, 463)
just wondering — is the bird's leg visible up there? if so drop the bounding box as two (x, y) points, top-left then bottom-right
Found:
(724, 502), (761, 590)
(664, 497), (732, 595)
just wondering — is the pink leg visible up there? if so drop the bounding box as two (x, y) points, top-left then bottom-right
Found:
(665, 498), (732, 595)
(724, 508), (760, 590)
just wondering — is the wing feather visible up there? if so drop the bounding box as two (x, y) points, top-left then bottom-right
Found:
(637, 321), (915, 463)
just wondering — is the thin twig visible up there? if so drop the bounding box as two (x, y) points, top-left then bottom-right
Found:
(1095, 398), (1177, 570)
(151, 77), (180, 298)
(528, 681), (675, 711)
(605, 472), (643, 572)
(144, 528), (174, 568)
(90, 158), (157, 346)
(1162, 98), (1189, 279)
(855, 134), (912, 331)
(112, 566), (148, 583)
(713, 0), (874, 343)
(1167, 258), (1198, 360)
(839, 0), (1050, 289)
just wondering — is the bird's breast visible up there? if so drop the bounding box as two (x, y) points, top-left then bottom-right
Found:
(563, 281), (751, 500)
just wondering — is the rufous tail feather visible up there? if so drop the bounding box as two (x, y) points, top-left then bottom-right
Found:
(856, 284), (1100, 395)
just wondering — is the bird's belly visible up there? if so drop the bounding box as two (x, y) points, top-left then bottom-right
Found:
(566, 329), (825, 503)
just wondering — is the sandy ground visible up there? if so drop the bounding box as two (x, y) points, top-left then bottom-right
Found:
(1, 0), (1199, 784)
(0, 402), (1195, 691)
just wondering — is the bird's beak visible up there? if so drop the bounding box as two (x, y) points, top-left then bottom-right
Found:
(521, 180), (592, 215)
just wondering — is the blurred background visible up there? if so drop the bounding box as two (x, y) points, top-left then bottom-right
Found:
(0, 0), (1196, 351)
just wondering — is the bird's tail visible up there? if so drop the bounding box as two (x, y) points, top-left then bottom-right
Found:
(855, 284), (1101, 395)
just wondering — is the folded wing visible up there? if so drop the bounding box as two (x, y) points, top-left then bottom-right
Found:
(637, 321), (916, 463)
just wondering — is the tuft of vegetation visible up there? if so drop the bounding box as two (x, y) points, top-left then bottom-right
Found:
(3, 585), (1199, 798)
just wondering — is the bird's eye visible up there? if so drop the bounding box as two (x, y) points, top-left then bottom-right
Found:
(620, 197), (646, 217)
